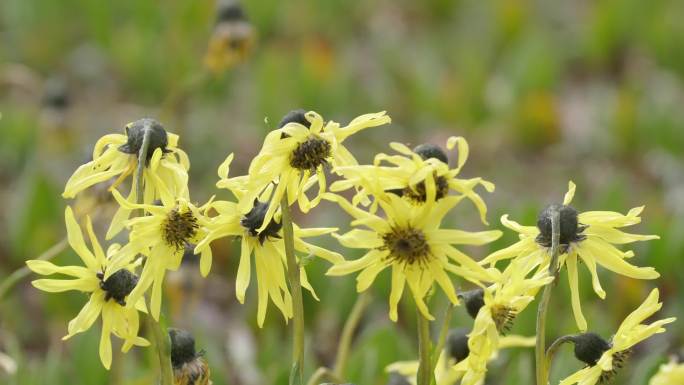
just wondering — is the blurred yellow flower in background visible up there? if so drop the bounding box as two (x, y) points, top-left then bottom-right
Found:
(482, 181), (660, 331)
(204, 1), (255, 74)
(648, 358), (684, 385)
(26, 207), (149, 369)
(326, 192), (501, 321)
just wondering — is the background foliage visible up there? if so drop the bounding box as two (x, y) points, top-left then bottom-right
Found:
(1, 0), (683, 384)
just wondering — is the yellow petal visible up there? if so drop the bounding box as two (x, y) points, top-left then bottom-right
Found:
(564, 181), (576, 205)
(235, 239), (252, 304)
(566, 252), (588, 331)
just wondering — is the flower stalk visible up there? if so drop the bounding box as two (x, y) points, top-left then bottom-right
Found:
(416, 308), (433, 385)
(430, 304), (453, 385)
(535, 207), (561, 385)
(135, 125), (174, 385)
(281, 196), (305, 385)
(545, 334), (579, 377)
(333, 291), (371, 379)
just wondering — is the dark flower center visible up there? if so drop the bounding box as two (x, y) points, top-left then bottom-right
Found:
(535, 204), (587, 251)
(240, 200), (282, 244)
(97, 269), (138, 306)
(401, 173), (450, 203)
(169, 328), (199, 368)
(279, 109), (311, 128)
(216, 1), (246, 23)
(599, 349), (631, 384)
(289, 136), (332, 172)
(382, 226), (431, 266)
(572, 333), (612, 366)
(163, 208), (199, 250)
(446, 328), (471, 363)
(118, 118), (170, 162)
(491, 304), (517, 334)
(460, 288), (485, 319)
(413, 143), (449, 164)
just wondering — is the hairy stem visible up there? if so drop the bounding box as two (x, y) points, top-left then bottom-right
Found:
(535, 208), (561, 385)
(135, 126), (174, 385)
(333, 292), (371, 379)
(0, 238), (68, 302)
(416, 309), (433, 385)
(281, 196), (305, 385)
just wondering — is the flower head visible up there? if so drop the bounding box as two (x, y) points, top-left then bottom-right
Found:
(194, 183), (343, 327)
(169, 328), (212, 385)
(326, 192), (501, 321)
(62, 119), (190, 239)
(27, 207), (149, 369)
(204, 1), (255, 74)
(331, 136), (494, 224)
(560, 288), (675, 385)
(107, 188), (210, 320)
(229, 110), (391, 235)
(482, 181), (660, 331)
(648, 358), (684, 385)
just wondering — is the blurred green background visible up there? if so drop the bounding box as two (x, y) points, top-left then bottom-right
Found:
(1, 0), (683, 384)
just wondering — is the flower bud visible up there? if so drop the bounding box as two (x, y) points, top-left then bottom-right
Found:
(278, 109), (311, 128)
(459, 288), (484, 319)
(446, 328), (470, 363)
(412, 143), (448, 164)
(118, 118), (169, 161)
(571, 332), (611, 366)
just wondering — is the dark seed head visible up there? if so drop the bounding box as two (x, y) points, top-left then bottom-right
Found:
(491, 305), (517, 334)
(386, 372), (412, 385)
(278, 109), (311, 129)
(169, 328), (198, 368)
(401, 174), (450, 203)
(118, 118), (170, 162)
(382, 226), (431, 266)
(535, 203), (587, 250)
(459, 288), (485, 319)
(289, 136), (332, 172)
(446, 328), (470, 363)
(572, 333), (612, 366)
(240, 200), (282, 244)
(216, 1), (246, 23)
(162, 208), (199, 250)
(98, 269), (138, 306)
(412, 143), (448, 164)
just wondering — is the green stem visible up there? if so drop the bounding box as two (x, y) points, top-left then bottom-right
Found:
(535, 208), (561, 385)
(545, 334), (578, 379)
(430, 304), (453, 385)
(281, 196), (305, 385)
(416, 308), (433, 385)
(135, 125), (174, 385)
(333, 292), (371, 379)
(305, 367), (342, 385)
(0, 238), (68, 302)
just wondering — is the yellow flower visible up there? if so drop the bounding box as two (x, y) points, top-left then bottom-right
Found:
(326, 192), (502, 321)
(204, 2), (255, 74)
(386, 329), (535, 385)
(194, 194), (343, 327)
(230, 110), (391, 235)
(61, 119), (190, 239)
(331, 136), (494, 224)
(26, 207), (149, 369)
(460, 258), (553, 385)
(106, 188), (210, 321)
(559, 288), (676, 385)
(649, 358), (684, 385)
(482, 181), (660, 331)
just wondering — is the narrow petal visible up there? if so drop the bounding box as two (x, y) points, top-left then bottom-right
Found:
(566, 252), (588, 331)
(389, 265), (406, 322)
(235, 239), (252, 303)
(564, 181), (576, 205)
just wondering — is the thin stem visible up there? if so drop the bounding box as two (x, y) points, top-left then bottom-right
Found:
(333, 292), (371, 379)
(416, 309), (433, 385)
(545, 334), (578, 378)
(281, 196), (305, 385)
(0, 238), (68, 302)
(430, 304), (453, 385)
(305, 367), (343, 385)
(535, 208), (561, 385)
(135, 126), (174, 385)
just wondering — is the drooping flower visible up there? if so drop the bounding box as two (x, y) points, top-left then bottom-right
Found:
(386, 328), (535, 385)
(106, 188), (210, 321)
(326, 192), (501, 321)
(331, 137), (494, 224)
(169, 328), (212, 385)
(482, 181), (660, 331)
(194, 178), (343, 327)
(230, 109), (391, 234)
(648, 358), (684, 385)
(459, 257), (553, 385)
(204, 1), (255, 74)
(560, 288), (675, 385)
(26, 207), (149, 369)
(62, 119), (190, 238)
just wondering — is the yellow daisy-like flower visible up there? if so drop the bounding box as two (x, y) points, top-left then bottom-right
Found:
(62, 119), (190, 239)
(326, 192), (502, 321)
(106, 188), (210, 321)
(331, 137), (494, 224)
(559, 288), (676, 385)
(232, 110), (391, 234)
(459, 258), (553, 385)
(26, 207), (149, 369)
(482, 181), (660, 331)
(386, 329), (535, 385)
(204, 2), (255, 74)
(648, 358), (684, 385)
(194, 195), (343, 327)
